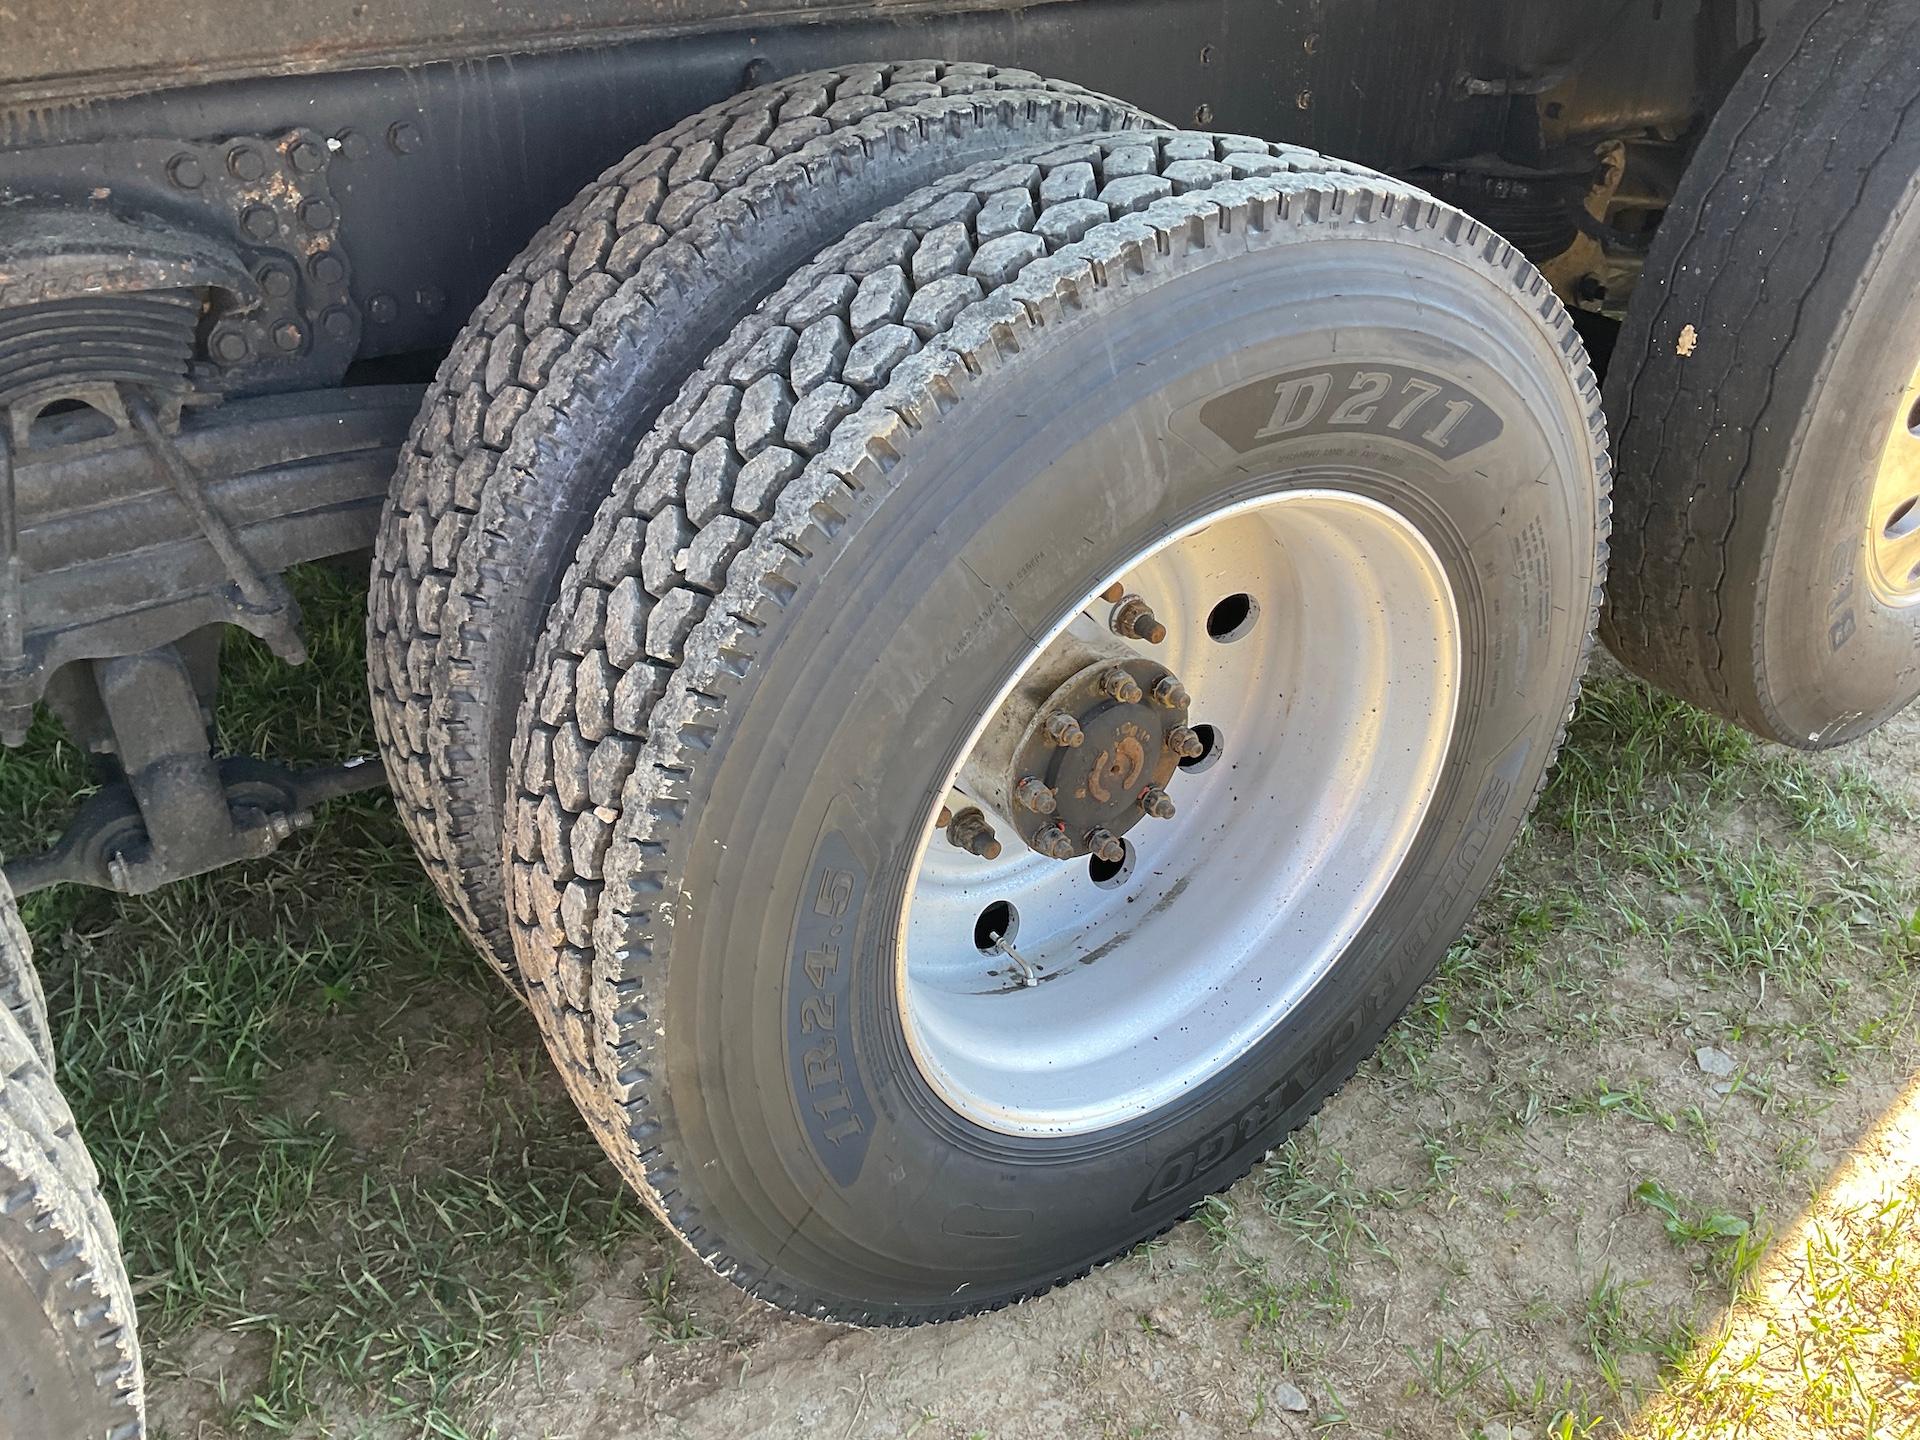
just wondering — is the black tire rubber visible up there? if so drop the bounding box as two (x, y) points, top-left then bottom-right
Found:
(367, 63), (1152, 982)
(505, 131), (1610, 1323)
(0, 1002), (144, 1439)
(1602, 0), (1920, 747)
(0, 868), (51, 1069)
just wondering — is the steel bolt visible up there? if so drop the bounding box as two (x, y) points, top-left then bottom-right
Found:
(1111, 594), (1167, 644)
(1043, 712), (1085, 748)
(166, 153), (205, 190)
(1088, 829), (1126, 864)
(272, 320), (306, 353)
(299, 198), (337, 232)
(310, 251), (346, 286)
(946, 807), (1002, 860)
(1013, 775), (1058, 814)
(1100, 581), (1126, 603)
(1100, 667), (1143, 704)
(334, 128), (370, 160)
(1151, 675), (1191, 709)
(227, 143), (266, 180)
(387, 121), (422, 155)
(321, 306), (355, 341)
(210, 327), (251, 364)
(1140, 787), (1177, 820)
(239, 205), (278, 242)
(288, 139), (326, 173)
(1168, 725), (1207, 760)
(1031, 823), (1077, 860)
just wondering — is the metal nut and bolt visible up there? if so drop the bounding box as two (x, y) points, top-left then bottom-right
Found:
(1168, 725), (1207, 760)
(946, 807), (1003, 860)
(1111, 594), (1167, 644)
(1013, 775), (1057, 814)
(1087, 829), (1126, 864)
(1031, 824), (1077, 860)
(1099, 667), (1143, 704)
(1140, 787), (1177, 820)
(1151, 675), (1191, 709)
(1043, 713), (1085, 748)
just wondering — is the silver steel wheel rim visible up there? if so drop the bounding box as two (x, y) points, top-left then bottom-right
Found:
(896, 489), (1463, 1137)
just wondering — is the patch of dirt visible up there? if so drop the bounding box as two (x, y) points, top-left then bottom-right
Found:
(141, 680), (1920, 1440)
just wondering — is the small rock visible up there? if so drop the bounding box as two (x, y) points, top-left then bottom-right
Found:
(1272, 1380), (1310, 1413)
(1145, 1305), (1185, 1339)
(1695, 1045), (1738, 1078)
(1481, 1424), (1534, 1440)
(1713, 1080), (1737, 1096)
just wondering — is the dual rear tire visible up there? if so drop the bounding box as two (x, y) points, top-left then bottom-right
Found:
(483, 134), (1610, 1319)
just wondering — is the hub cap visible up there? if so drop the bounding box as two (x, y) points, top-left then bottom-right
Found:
(898, 490), (1462, 1136)
(1866, 358), (1920, 605)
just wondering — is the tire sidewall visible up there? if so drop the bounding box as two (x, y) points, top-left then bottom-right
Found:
(648, 235), (1600, 1315)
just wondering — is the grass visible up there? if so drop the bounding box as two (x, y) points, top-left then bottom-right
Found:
(8, 573), (1920, 1437)
(3, 567), (662, 1437)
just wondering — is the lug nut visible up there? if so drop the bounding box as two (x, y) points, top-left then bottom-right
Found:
(1100, 581), (1126, 603)
(1044, 712), (1085, 748)
(1031, 823), (1077, 860)
(1014, 775), (1058, 814)
(936, 805), (953, 829)
(1099, 667), (1143, 704)
(1088, 829), (1126, 864)
(1111, 594), (1167, 645)
(1140, 787), (1177, 820)
(946, 807), (1002, 860)
(1151, 675), (1191, 709)
(1168, 725), (1206, 760)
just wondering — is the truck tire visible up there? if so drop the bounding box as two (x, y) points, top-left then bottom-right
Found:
(505, 133), (1609, 1322)
(1603, 0), (1920, 746)
(368, 64), (1152, 983)
(0, 1003), (144, 1438)
(0, 868), (51, 1068)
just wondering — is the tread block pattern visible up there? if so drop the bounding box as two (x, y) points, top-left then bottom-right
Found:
(504, 128), (1612, 1324)
(367, 63), (1146, 982)
(0, 1000), (143, 1437)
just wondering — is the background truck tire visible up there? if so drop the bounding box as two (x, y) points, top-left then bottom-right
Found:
(1602, 0), (1920, 746)
(503, 133), (1609, 1322)
(367, 64), (1152, 984)
(0, 984), (144, 1438)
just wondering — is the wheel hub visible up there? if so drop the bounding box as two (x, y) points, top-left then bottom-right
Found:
(900, 490), (1462, 1137)
(1014, 655), (1190, 859)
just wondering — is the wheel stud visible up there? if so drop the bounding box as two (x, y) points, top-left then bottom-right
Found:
(946, 807), (1003, 860)
(1168, 725), (1206, 760)
(1088, 829), (1126, 864)
(1100, 581), (1126, 603)
(1110, 594), (1167, 644)
(1139, 787), (1176, 820)
(1044, 712), (1085, 748)
(1150, 675), (1191, 709)
(1014, 775), (1058, 814)
(1031, 823), (1077, 860)
(1100, 667), (1143, 704)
